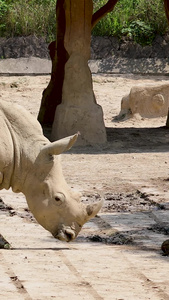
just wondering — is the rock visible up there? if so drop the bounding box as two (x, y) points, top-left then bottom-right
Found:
(91, 36), (120, 59)
(161, 239), (169, 255)
(1, 34), (169, 60)
(0, 36), (49, 59)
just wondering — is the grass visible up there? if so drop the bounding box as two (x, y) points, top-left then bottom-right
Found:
(0, 0), (168, 45)
(0, 0), (56, 42)
(92, 0), (168, 45)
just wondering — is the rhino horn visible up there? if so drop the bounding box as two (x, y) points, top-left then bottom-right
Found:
(41, 132), (79, 156)
(84, 199), (104, 222)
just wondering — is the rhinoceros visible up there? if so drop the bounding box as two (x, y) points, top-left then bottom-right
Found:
(117, 83), (169, 120)
(0, 100), (103, 242)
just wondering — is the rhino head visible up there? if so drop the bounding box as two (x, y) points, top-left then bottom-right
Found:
(24, 133), (103, 242)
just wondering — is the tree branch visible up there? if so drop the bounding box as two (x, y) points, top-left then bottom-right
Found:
(164, 0), (169, 23)
(92, 0), (119, 29)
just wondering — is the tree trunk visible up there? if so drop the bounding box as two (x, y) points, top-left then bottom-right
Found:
(37, 0), (68, 127)
(51, 0), (107, 145)
(164, 0), (169, 127)
(38, 0), (107, 145)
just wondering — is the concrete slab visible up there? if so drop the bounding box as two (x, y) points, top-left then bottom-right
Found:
(0, 57), (51, 75)
(89, 57), (169, 74)
(1, 57), (169, 76)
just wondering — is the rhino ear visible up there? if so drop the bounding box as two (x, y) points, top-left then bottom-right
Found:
(85, 199), (104, 221)
(40, 133), (79, 156)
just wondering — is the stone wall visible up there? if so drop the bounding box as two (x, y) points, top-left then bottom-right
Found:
(91, 35), (169, 59)
(0, 36), (49, 59)
(0, 34), (169, 60)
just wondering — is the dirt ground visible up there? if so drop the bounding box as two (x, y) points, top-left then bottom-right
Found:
(1, 73), (169, 299)
(1, 74), (169, 205)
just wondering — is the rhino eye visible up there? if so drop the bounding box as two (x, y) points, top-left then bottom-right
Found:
(54, 193), (65, 206)
(55, 196), (61, 202)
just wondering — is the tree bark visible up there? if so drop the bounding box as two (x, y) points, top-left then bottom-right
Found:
(37, 0), (68, 126)
(164, 0), (169, 20)
(163, 0), (169, 127)
(38, 0), (119, 130)
(38, 0), (118, 144)
(51, 0), (107, 145)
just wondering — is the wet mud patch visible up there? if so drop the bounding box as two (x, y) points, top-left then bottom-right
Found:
(0, 197), (35, 248)
(148, 224), (169, 235)
(87, 231), (134, 245)
(80, 191), (169, 247)
(82, 190), (165, 213)
(83, 224), (169, 249)
(18, 208), (36, 223)
(0, 198), (16, 216)
(0, 191), (168, 248)
(0, 197), (36, 222)
(0, 198), (14, 248)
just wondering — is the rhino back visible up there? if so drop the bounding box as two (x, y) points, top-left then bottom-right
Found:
(0, 100), (48, 190)
(0, 100), (43, 138)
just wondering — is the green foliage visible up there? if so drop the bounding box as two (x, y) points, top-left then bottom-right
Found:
(0, 0), (56, 42)
(0, 0), (168, 45)
(0, 0), (9, 32)
(93, 0), (168, 45)
(121, 20), (155, 45)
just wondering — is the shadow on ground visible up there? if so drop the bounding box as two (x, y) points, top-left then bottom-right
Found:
(63, 126), (169, 155)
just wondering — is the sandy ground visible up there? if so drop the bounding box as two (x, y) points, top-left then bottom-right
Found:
(0, 74), (169, 299)
(1, 74), (169, 199)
